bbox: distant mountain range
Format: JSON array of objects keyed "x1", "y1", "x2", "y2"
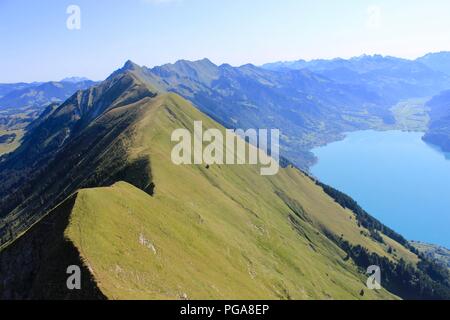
[
  {"x1": 107, "y1": 58, "x2": 399, "y2": 168},
  {"x1": 0, "y1": 79, "x2": 95, "y2": 111},
  {"x1": 1, "y1": 63, "x2": 449, "y2": 299},
  {"x1": 0, "y1": 79, "x2": 95, "y2": 155},
  {"x1": 3, "y1": 53, "x2": 450, "y2": 164},
  {"x1": 113, "y1": 54, "x2": 450, "y2": 167},
  {"x1": 61, "y1": 77, "x2": 92, "y2": 83},
  {"x1": 263, "y1": 53, "x2": 450, "y2": 103},
  {"x1": 417, "y1": 52, "x2": 450, "y2": 76},
  {"x1": 264, "y1": 52, "x2": 450, "y2": 155}
]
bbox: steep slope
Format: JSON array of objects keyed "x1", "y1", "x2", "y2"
[
  {"x1": 0, "y1": 80, "x2": 95, "y2": 111},
  {"x1": 423, "y1": 90, "x2": 450, "y2": 151},
  {"x1": 0, "y1": 194, "x2": 106, "y2": 300},
  {"x1": 2, "y1": 89, "x2": 449, "y2": 299},
  {"x1": 412, "y1": 241, "x2": 450, "y2": 269},
  {"x1": 417, "y1": 52, "x2": 450, "y2": 76},
  {"x1": 0, "y1": 71, "x2": 157, "y2": 244},
  {"x1": 0, "y1": 128, "x2": 24, "y2": 156},
  {"x1": 0, "y1": 80, "x2": 96, "y2": 156},
  {"x1": 0, "y1": 83, "x2": 38, "y2": 99},
  {"x1": 0, "y1": 92, "x2": 396, "y2": 299},
  {"x1": 2, "y1": 65, "x2": 449, "y2": 300},
  {"x1": 125, "y1": 59, "x2": 394, "y2": 168},
  {"x1": 0, "y1": 80, "x2": 96, "y2": 133}
]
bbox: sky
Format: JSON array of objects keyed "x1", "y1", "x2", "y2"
[{"x1": 1, "y1": 0, "x2": 450, "y2": 82}]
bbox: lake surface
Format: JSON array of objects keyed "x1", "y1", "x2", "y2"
[{"x1": 311, "y1": 130, "x2": 450, "y2": 248}]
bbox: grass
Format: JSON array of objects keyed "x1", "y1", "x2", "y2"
[
  {"x1": 2, "y1": 89, "x2": 422, "y2": 299},
  {"x1": 59, "y1": 93, "x2": 407, "y2": 299},
  {"x1": 0, "y1": 129, "x2": 24, "y2": 155},
  {"x1": 390, "y1": 98, "x2": 430, "y2": 131}
]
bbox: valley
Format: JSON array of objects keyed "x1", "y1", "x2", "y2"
[{"x1": 390, "y1": 98, "x2": 430, "y2": 132}]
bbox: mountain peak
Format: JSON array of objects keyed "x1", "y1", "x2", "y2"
[
  {"x1": 169, "y1": 58, "x2": 217, "y2": 69},
  {"x1": 416, "y1": 52, "x2": 450, "y2": 76},
  {"x1": 196, "y1": 57, "x2": 216, "y2": 66},
  {"x1": 122, "y1": 60, "x2": 141, "y2": 71},
  {"x1": 107, "y1": 60, "x2": 146, "y2": 82}
]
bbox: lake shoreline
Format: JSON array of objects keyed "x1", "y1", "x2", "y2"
[{"x1": 310, "y1": 129, "x2": 450, "y2": 249}]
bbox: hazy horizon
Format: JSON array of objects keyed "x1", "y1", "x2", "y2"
[{"x1": 2, "y1": 51, "x2": 450, "y2": 84}]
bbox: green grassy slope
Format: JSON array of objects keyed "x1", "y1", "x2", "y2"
[
  {"x1": 124, "y1": 60, "x2": 396, "y2": 169},
  {"x1": 390, "y1": 98, "x2": 430, "y2": 131},
  {"x1": 0, "y1": 72, "x2": 157, "y2": 245},
  {"x1": 3, "y1": 92, "x2": 417, "y2": 299},
  {"x1": 0, "y1": 195, "x2": 105, "y2": 299},
  {"x1": 66, "y1": 181, "x2": 394, "y2": 300},
  {"x1": 0, "y1": 129, "x2": 24, "y2": 156}
]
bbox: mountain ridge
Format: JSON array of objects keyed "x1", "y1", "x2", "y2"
[
  {"x1": 117, "y1": 58, "x2": 396, "y2": 169},
  {"x1": 0, "y1": 79, "x2": 97, "y2": 156},
  {"x1": 1, "y1": 60, "x2": 450, "y2": 300},
  {"x1": 0, "y1": 70, "x2": 157, "y2": 244},
  {"x1": 0, "y1": 87, "x2": 411, "y2": 299}
]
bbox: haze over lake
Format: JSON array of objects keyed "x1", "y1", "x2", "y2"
[{"x1": 311, "y1": 130, "x2": 450, "y2": 248}]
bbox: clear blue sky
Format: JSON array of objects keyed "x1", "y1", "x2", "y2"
[{"x1": 1, "y1": 0, "x2": 450, "y2": 82}]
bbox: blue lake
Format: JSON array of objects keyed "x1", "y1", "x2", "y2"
[{"x1": 311, "y1": 130, "x2": 450, "y2": 248}]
